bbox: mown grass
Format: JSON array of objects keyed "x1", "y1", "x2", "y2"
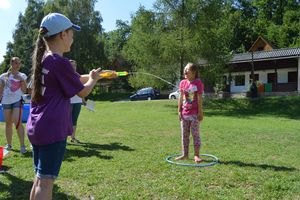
[{"x1": 0, "y1": 96, "x2": 300, "y2": 199}]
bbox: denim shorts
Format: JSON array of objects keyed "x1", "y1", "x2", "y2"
[
  {"x1": 2, "y1": 100, "x2": 22, "y2": 109},
  {"x1": 32, "y1": 140, "x2": 67, "y2": 179}
]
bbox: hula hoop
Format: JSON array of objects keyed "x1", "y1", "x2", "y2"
[{"x1": 166, "y1": 153, "x2": 219, "y2": 167}]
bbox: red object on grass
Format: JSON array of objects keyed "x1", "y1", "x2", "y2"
[{"x1": 0, "y1": 146, "x2": 3, "y2": 168}]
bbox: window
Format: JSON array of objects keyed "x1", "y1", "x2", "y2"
[
  {"x1": 257, "y1": 47, "x2": 264, "y2": 51},
  {"x1": 137, "y1": 89, "x2": 147, "y2": 95},
  {"x1": 288, "y1": 71, "x2": 297, "y2": 83},
  {"x1": 235, "y1": 75, "x2": 245, "y2": 86}
]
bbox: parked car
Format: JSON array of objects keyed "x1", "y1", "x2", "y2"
[
  {"x1": 169, "y1": 90, "x2": 180, "y2": 99},
  {"x1": 130, "y1": 87, "x2": 160, "y2": 101},
  {"x1": 168, "y1": 90, "x2": 205, "y2": 99}
]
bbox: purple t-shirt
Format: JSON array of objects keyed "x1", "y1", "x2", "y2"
[
  {"x1": 26, "y1": 54, "x2": 84, "y2": 145},
  {"x1": 179, "y1": 78, "x2": 204, "y2": 116}
]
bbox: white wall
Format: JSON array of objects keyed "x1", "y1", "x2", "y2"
[{"x1": 224, "y1": 67, "x2": 297, "y2": 93}]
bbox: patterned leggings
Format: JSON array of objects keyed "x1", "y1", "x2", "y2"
[{"x1": 180, "y1": 115, "x2": 201, "y2": 156}]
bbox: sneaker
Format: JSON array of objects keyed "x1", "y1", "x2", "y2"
[
  {"x1": 71, "y1": 138, "x2": 80, "y2": 143},
  {"x1": 20, "y1": 146, "x2": 27, "y2": 154},
  {"x1": 5, "y1": 144, "x2": 12, "y2": 151}
]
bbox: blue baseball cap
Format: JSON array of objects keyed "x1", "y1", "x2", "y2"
[{"x1": 40, "y1": 13, "x2": 81, "y2": 37}]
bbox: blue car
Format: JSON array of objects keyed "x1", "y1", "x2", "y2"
[{"x1": 130, "y1": 87, "x2": 160, "y2": 101}]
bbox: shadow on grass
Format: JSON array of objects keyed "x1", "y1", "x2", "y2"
[
  {"x1": 0, "y1": 169, "x2": 79, "y2": 200},
  {"x1": 206, "y1": 97, "x2": 300, "y2": 119},
  {"x1": 220, "y1": 160, "x2": 298, "y2": 171},
  {"x1": 9, "y1": 149, "x2": 32, "y2": 158},
  {"x1": 165, "y1": 96, "x2": 300, "y2": 119},
  {"x1": 64, "y1": 142, "x2": 135, "y2": 162}
]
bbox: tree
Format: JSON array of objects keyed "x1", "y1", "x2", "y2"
[
  {"x1": 229, "y1": 0, "x2": 300, "y2": 50},
  {"x1": 44, "y1": 0, "x2": 105, "y2": 73},
  {"x1": 124, "y1": 0, "x2": 233, "y2": 90},
  {"x1": 124, "y1": 7, "x2": 173, "y2": 89},
  {"x1": 267, "y1": 10, "x2": 300, "y2": 48},
  {"x1": 1, "y1": 0, "x2": 105, "y2": 76},
  {"x1": 2, "y1": 0, "x2": 298, "y2": 93},
  {"x1": 103, "y1": 20, "x2": 131, "y2": 70},
  {"x1": 0, "y1": 0, "x2": 44, "y2": 75}
]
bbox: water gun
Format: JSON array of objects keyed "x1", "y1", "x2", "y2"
[{"x1": 99, "y1": 70, "x2": 129, "y2": 79}]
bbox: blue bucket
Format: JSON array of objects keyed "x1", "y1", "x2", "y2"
[{"x1": 0, "y1": 103, "x2": 30, "y2": 122}]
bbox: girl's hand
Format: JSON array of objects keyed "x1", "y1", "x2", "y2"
[
  {"x1": 89, "y1": 68, "x2": 102, "y2": 81},
  {"x1": 198, "y1": 111, "x2": 204, "y2": 122},
  {"x1": 178, "y1": 111, "x2": 182, "y2": 121}
]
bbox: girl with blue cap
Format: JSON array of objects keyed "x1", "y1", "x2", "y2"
[{"x1": 27, "y1": 13, "x2": 108, "y2": 200}]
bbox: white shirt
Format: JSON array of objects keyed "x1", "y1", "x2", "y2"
[
  {"x1": 70, "y1": 95, "x2": 82, "y2": 104},
  {"x1": 0, "y1": 72, "x2": 27, "y2": 104}
]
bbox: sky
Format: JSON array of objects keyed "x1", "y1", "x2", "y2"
[{"x1": 0, "y1": 0, "x2": 155, "y2": 62}]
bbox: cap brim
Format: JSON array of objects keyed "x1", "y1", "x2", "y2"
[{"x1": 72, "y1": 24, "x2": 81, "y2": 31}]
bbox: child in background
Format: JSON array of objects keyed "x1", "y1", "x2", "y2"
[
  {"x1": 27, "y1": 13, "x2": 114, "y2": 200},
  {"x1": 69, "y1": 59, "x2": 86, "y2": 143},
  {"x1": 176, "y1": 63, "x2": 204, "y2": 163},
  {"x1": 0, "y1": 57, "x2": 27, "y2": 154}
]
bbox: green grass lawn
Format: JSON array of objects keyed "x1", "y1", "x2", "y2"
[{"x1": 0, "y1": 96, "x2": 300, "y2": 200}]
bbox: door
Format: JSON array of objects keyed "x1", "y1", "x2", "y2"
[{"x1": 267, "y1": 73, "x2": 277, "y2": 91}]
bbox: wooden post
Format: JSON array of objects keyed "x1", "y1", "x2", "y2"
[
  {"x1": 274, "y1": 60, "x2": 277, "y2": 92},
  {"x1": 251, "y1": 50, "x2": 255, "y2": 83}
]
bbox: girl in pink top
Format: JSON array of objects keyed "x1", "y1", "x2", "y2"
[
  {"x1": 0, "y1": 57, "x2": 28, "y2": 154},
  {"x1": 176, "y1": 63, "x2": 204, "y2": 163}
]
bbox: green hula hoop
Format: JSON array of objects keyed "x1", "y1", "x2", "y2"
[{"x1": 166, "y1": 153, "x2": 219, "y2": 167}]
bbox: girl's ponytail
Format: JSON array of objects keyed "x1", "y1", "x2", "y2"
[{"x1": 31, "y1": 28, "x2": 47, "y2": 103}]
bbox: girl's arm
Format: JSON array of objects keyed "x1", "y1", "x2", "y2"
[
  {"x1": 20, "y1": 79, "x2": 27, "y2": 93},
  {"x1": 197, "y1": 93, "x2": 203, "y2": 121},
  {"x1": 178, "y1": 91, "x2": 183, "y2": 120},
  {"x1": 79, "y1": 74, "x2": 90, "y2": 84},
  {"x1": 77, "y1": 68, "x2": 102, "y2": 98},
  {"x1": 80, "y1": 70, "x2": 118, "y2": 84},
  {"x1": 0, "y1": 82, "x2": 4, "y2": 100}
]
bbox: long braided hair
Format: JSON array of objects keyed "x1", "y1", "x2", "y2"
[{"x1": 31, "y1": 28, "x2": 48, "y2": 103}]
